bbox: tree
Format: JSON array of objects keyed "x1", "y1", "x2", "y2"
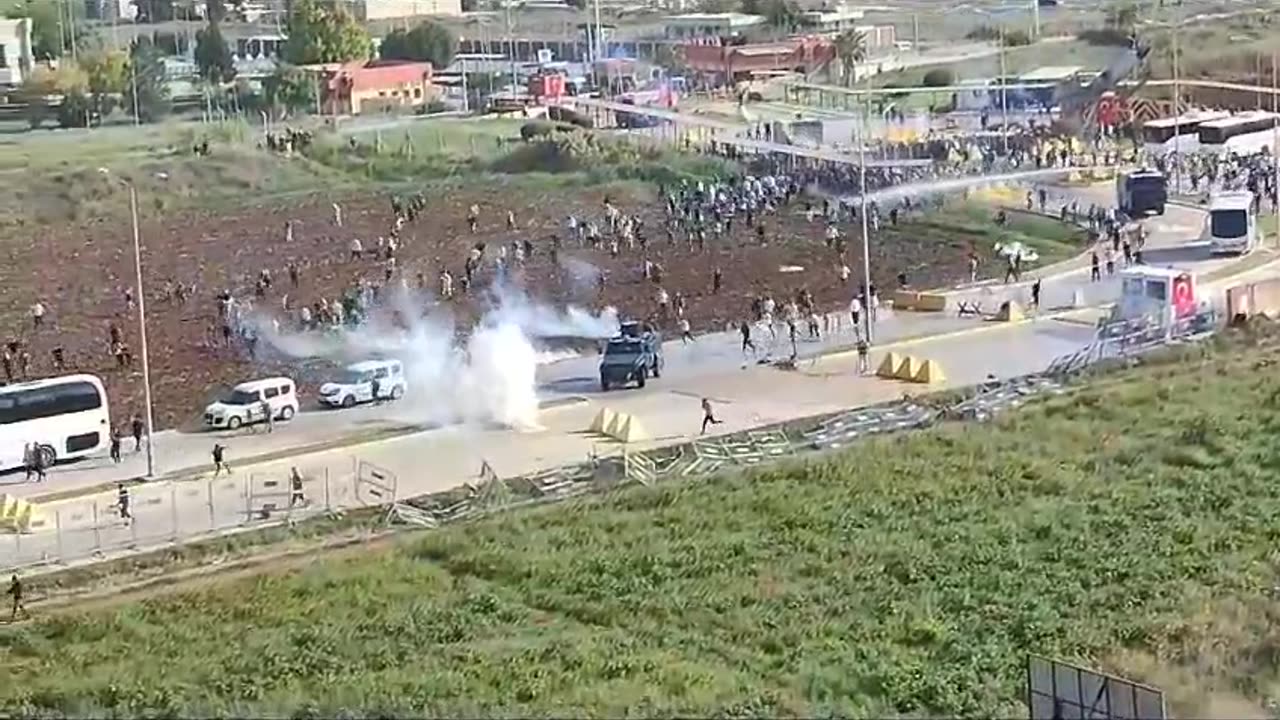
[
  {"x1": 264, "y1": 66, "x2": 317, "y2": 113},
  {"x1": 741, "y1": 0, "x2": 799, "y2": 30},
  {"x1": 123, "y1": 37, "x2": 172, "y2": 122},
  {"x1": 194, "y1": 20, "x2": 237, "y2": 83},
  {"x1": 283, "y1": 0, "x2": 374, "y2": 66},
  {"x1": 834, "y1": 29, "x2": 867, "y2": 87},
  {"x1": 378, "y1": 21, "x2": 457, "y2": 68},
  {"x1": 20, "y1": 62, "x2": 88, "y2": 128},
  {"x1": 81, "y1": 49, "x2": 130, "y2": 118},
  {"x1": 1106, "y1": 2, "x2": 1139, "y2": 31}
]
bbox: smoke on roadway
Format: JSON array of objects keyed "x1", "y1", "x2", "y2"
[{"x1": 253, "y1": 280, "x2": 619, "y2": 431}]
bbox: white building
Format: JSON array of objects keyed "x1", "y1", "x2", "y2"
[
  {"x1": 662, "y1": 12, "x2": 766, "y2": 40},
  {"x1": 799, "y1": 3, "x2": 864, "y2": 35},
  {"x1": 0, "y1": 18, "x2": 32, "y2": 87}
]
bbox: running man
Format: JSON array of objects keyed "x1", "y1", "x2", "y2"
[
  {"x1": 212, "y1": 443, "x2": 229, "y2": 477},
  {"x1": 700, "y1": 398, "x2": 723, "y2": 435},
  {"x1": 116, "y1": 483, "x2": 131, "y2": 523}
]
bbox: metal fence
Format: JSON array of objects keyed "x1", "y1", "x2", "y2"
[{"x1": 0, "y1": 457, "x2": 397, "y2": 575}]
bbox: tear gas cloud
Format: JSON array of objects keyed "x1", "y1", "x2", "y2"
[{"x1": 255, "y1": 282, "x2": 619, "y2": 430}]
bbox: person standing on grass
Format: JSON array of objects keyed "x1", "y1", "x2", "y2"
[
  {"x1": 8, "y1": 574, "x2": 26, "y2": 621},
  {"x1": 131, "y1": 414, "x2": 144, "y2": 452},
  {"x1": 212, "y1": 443, "x2": 229, "y2": 477},
  {"x1": 109, "y1": 429, "x2": 122, "y2": 464},
  {"x1": 701, "y1": 398, "x2": 723, "y2": 435}
]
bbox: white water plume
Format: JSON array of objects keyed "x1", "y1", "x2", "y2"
[
  {"x1": 255, "y1": 285, "x2": 616, "y2": 430},
  {"x1": 844, "y1": 166, "x2": 1101, "y2": 205}
]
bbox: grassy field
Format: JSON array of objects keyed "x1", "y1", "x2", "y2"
[{"x1": 4, "y1": 326, "x2": 1280, "y2": 716}]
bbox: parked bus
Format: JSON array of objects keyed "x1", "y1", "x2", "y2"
[
  {"x1": 1206, "y1": 191, "x2": 1256, "y2": 255},
  {"x1": 1198, "y1": 111, "x2": 1280, "y2": 156},
  {"x1": 1141, "y1": 110, "x2": 1230, "y2": 157},
  {"x1": 0, "y1": 374, "x2": 110, "y2": 471}
]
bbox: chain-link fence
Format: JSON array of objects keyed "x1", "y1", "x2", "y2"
[{"x1": 0, "y1": 457, "x2": 397, "y2": 575}]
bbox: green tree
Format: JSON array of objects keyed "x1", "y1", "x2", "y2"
[
  {"x1": 378, "y1": 21, "x2": 457, "y2": 68},
  {"x1": 19, "y1": 62, "x2": 87, "y2": 128},
  {"x1": 123, "y1": 37, "x2": 172, "y2": 122},
  {"x1": 1106, "y1": 2, "x2": 1139, "y2": 31},
  {"x1": 264, "y1": 66, "x2": 317, "y2": 113},
  {"x1": 194, "y1": 21, "x2": 237, "y2": 83},
  {"x1": 81, "y1": 49, "x2": 129, "y2": 118},
  {"x1": 834, "y1": 29, "x2": 867, "y2": 87},
  {"x1": 283, "y1": 0, "x2": 374, "y2": 66}
]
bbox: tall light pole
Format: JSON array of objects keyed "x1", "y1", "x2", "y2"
[
  {"x1": 99, "y1": 169, "x2": 157, "y2": 479},
  {"x1": 854, "y1": 99, "x2": 874, "y2": 343},
  {"x1": 1273, "y1": 52, "x2": 1278, "y2": 245}
]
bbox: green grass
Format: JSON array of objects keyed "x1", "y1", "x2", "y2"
[
  {"x1": 923, "y1": 202, "x2": 1086, "y2": 268},
  {"x1": 5, "y1": 327, "x2": 1280, "y2": 717}
]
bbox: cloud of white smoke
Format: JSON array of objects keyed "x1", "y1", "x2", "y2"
[{"x1": 254, "y1": 283, "x2": 618, "y2": 430}]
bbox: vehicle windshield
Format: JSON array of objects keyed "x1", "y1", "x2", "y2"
[
  {"x1": 224, "y1": 389, "x2": 260, "y2": 406},
  {"x1": 1211, "y1": 209, "x2": 1248, "y2": 238},
  {"x1": 337, "y1": 370, "x2": 368, "y2": 384},
  {"x1": 604, "y1": 340, "x2": 642, "y2": 357},
  {"x1": 1129, "y1": 175, "x2": 1165, "y2": 193}
]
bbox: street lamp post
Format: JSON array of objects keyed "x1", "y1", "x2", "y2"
[
  {"x1": 100, "y1": 169, "x2": 157, "y2": 479},
  {"x1": 855, "y1": 99, "x2": 874, "y2": 343},
  {"x1": 127, "y1": 184, "x2": 157, "y2": 479}
]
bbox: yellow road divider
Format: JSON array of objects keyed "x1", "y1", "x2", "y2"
[
  {"x1": 589, "y1": 408, "x2": 650, "y2": 443},
  {"x1": 874, "y1": 353, "x2": 947, "y2": 385},
  {"x1": 0, "y1": 493, "x2": 40, "y2": 533}
]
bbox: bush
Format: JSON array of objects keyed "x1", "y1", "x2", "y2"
[
  {"x1": 1002, "y1": 29, "x2": 1032, "y2": 46},
  {"x1": 922, "y1": 68, "x2": 955, "y2": 87},
  {"x1": 965, "y1": 25, "x2": 1000, "y2": 42}
]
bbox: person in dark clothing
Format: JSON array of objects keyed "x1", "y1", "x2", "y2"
[
  {"x1": 712, "y1": 267, "x2": 723, "y2": 294},
  {"x1": 131, "y1": 415, "x2": 144, "y2": 452},
  {"x1": 1090, "y1": 251, "x2": 1102, "y2": 282},
  {"x1": 1031, "y1": 279, "x2": 1042, "y2": 309},
  {"x1": 700, "y1": 398, "x2": 723, "y2": 435},
  {"x1": 109, "y1": 429, "x2": 122, "y2": 464},
  {"x1": 739, "y1": 321, "x2": 756, "y2": 355},
  {"x1": 8, "y1": 574, "x2": 26, "y2": 621},
  {"x1": 290, "y1": 467, "x2": 306, "y2": 508},
  {"x1": 212, "y1": 443, "x2": 229, "y2": 477},
  {"x1": 116, "y1": 483, "x2": 131, "y2": 522}
]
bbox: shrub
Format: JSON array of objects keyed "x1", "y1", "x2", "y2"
[{"x1": 1078, "y1": 27, "x2": 1133, "y2": 46}]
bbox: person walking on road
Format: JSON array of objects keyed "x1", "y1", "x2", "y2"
[
  {"x1": 259, "y1": 399, "x2": 273, "y2": 434},
  {"x1": 212, "y1": 443, "x2": 229, "y2": 477},
  {"x1": 701, "y1": 398, "x2": 723, "y2": 435},
  {"x1": 116, "y1": 483, "x2": 131, "y2": 523},
  {"x1": 1031, "y1": 279, "x2": 1042, "y2": 310},
  {"x1": 109, "y1": 429, "x2": 122, "y2": 464},
  {"x1": 7, "y1": 574, "x2": 26, "y2": 621},
  {"x1": 679, "y1": 318, "x2": 694, "y2": 344},
  {"x1": 1090, "y1": 251, "x2": 1102, "y2": 282},
  {"x1": 856, "y1": 338, "x2": 870, "y2": 375},
  {"x1": 289, "y1": 467, "x2": 306, "y2": 509},
  {"x1": 131, "y1": 414, "x2": 144, "y2": 452}
]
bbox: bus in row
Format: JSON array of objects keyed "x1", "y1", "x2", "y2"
[
  {"x1": 0, "y1": 374, "x2": 110, "y2": 471},
  {"x1": 1141, "y1": 110, "x2": 1230, "y2": 156},
  {"x1": 1197, "y1": 111, "x2": 1280, "y2": 156}
]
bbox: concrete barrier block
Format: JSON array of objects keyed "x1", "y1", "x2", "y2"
[
  {"x1": 996, "y1": 300, "x2": 1025, "y2": 322},
  {"x1": 891, "y1": 290, "x2": 919, "y2": 310},
  {"x1": 894, "y1": 355, "x2": 923, "y2": 381},
  {"x1": 589, "y1": 407, "x2": 617, "y2": 434},
  {"x1": 876, "y1": 352, "x2": 903, "y2": 379},
  {"x1": 912, "y1": 359, "x2": 947, "y2": 384},
  {"x1": 614, "y1": 415, "x2": 649, "y2": 443},
  {"x1": 913, "y1": 293, "x2": 948, "y2": 312}
]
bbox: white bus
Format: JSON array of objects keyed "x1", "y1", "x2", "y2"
[
  {"x1": 1141, "y1": 110, "x2": 1230, "y2": 157},
  {"x1": 1206, "y1": 191, "x2": 1256, "y2": 255},
  {"x1": 1197, "y1": 111, "x2": 1280, "y2": 156},
  {"x1": 0, "y1": 374, "x2": 111, "y2": 471}
]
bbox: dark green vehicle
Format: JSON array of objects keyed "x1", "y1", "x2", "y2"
[{"x1": 599, "y1": 325, "x2": 663, "y2": 391}]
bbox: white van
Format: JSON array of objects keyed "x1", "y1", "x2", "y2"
[
  {"x1": 204, "y1": 377, "x2": 300, "y2": 430},
  {"x1": 318, "y1": 360, "x2": 407, "y2": 409}
]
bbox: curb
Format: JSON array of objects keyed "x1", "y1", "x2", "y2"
[{"x1": 23, "y1": 396, "x2": 591, "y2": 507}]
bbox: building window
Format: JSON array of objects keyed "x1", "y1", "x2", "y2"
[{"x1": 413, "y1": 88, "x2": 422, "y2": 99}]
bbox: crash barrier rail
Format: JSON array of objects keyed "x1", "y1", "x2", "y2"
[
  {"x1": 1046, "y1": 309, "x2": 1220, "y2": 378},
  {"x1": 0, "y1": 456, "x2": 394, "y2": 575}
]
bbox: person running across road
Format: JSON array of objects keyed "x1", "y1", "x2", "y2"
[
  {"x1": 212, "y1": 443, "x2": 229, "y2": 477},
  {"x1": 739, "y1": 321, "x2": 756, "y2": 356},
  {"x1": 7, "y1": 574, "x2": 26, "y2": 621},
  {"x1": 1031, "y1": 278, "x2": 1042, "y2": 310},
  {"x1": 116, "y1": 483, "x2": 131, "y2": 523},
  {"x1": 109, "y1": 429, "x2": 122, "y2": 464},
  {"x1": 700, "y1": 398, "x2": 723, "y2": 435}
]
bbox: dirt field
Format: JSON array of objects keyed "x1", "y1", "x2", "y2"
[{"x1": 0, "y1": 181, "x2": 1072, "y2": 431}]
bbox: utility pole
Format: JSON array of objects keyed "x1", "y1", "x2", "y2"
[
  {"x1": 505, "y1": 0, "x2": 517, "y2": 95},
  {"x1": 1171, "y1": 22, "x2": 1181, "y2": 192},
  {"x1": 855, "y1": 98, "x2": 874, "y2": 344},
  {"x1": 1273, "y1": 52, "x2": 1278, "y2": 245},
  {"x1": 593, "y1": 0, "x2": 605, "y2": 64},
  {"x1": 912, "y1": 14, "x2": 919, "y2": 48},
  {"x1": 1031, "y1": 0, "x2": 1040, "y2": 40}
]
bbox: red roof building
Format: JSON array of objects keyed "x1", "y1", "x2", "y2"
[{"x1": 309, "y1": 60, "x2": 436, "y2": 116}]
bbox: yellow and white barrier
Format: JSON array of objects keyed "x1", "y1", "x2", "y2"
[
  {"x1": 874, "y1": 354, "x2": 947, "y2": 385},
  {"x1": 0, "y1": 494, "x2": 40, "y2": 533}
]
